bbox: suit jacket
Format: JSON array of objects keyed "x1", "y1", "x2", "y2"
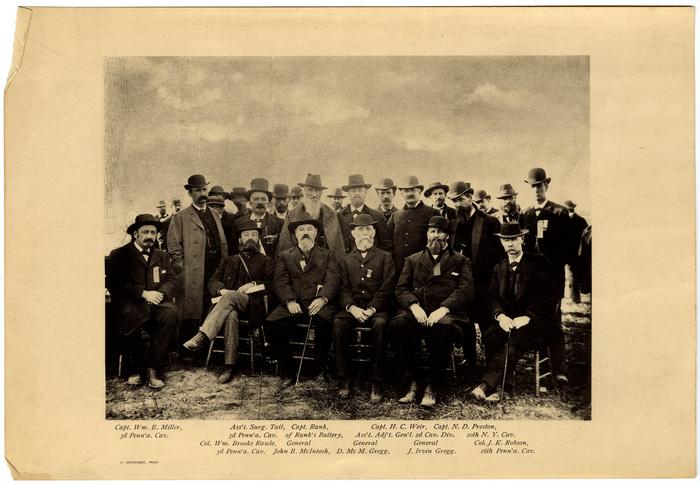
[
  {"x1": 486, "y1": 207, "x2": 500, "y2": 217},
  {"x1": 166, "y1": 205, "x2": 228, "y2": 319},
  {"x1": 338, "y1": 205, "x2": 392, "y2": 253},
  {"x1": 231, "y1": 212, "x2": 283, "y2": 257},
  {"x1": 207, "y1": 252, "x2": 275, "y2": 324},
  {"x1": 450, "y1": 206, "x2": 505, "y2": 293},
  {"x1": 387, "y1": 201, "x2": 440, "y2": 274},
  {"x1": 377, "y1": 205, "x2": 397, "y2": 222},
  {"x1": 338, "y1": 246, "x2": 395, "y2": 312},
  {"x1": 221, "y1": 211, "x2": 238, "y2": 256},
  {"x1": 489, "y1": 252, "x2": 557, "y2": 328},
  {"x1": 434, "y1": 205, "x2": 457, "y2": 221},
  {"x1": 106, "y1": 243, "x2": 180, "y2": 335},
  {"x1": 267, "y1": 244, "x2": 340, "y2": 322},
  {"x1": 395, "y1": 248, "x2": 474, "y2": 319},
  {"x1": 277, "y1": 203, "x2": 347, "y2": 263},
  {"x1": 568, "y1": 213, "x2": 589, "y2": 258}
]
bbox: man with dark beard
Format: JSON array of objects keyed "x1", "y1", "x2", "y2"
[
  {"x1": 495, "y1": 184, "x2": 524, "y2": 224},
  {"x1": 183, "y1": 220, "x2": 274, "y2": 384},
  {"x1": 271, "y1": 183, "x2": 291, "y2": 221},
  {"x1": 232, "y1": 178, "x2": 283, "y2": 257},
  {"x1": 390, "y1": 216, "x2": 474, "y2": 408}
]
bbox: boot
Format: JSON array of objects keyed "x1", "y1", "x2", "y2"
[
  {"x1": 218, "y1": 365, "x2": 235, "y2": 384},
  {"x1": 398, "y1": 380, "x2": 417, "y2": 404},
  {"x1": 420, "y1": 384, "x2": 436, "y2": 408},
  {"x1": 127, "y1": 374, "x2": 142, "y2": 386},
  {"x1": 147, "y1": 368, "x2": 164, "y2": 389},
  {"x1": 183, "y1": 331, "x2": 209, "y2": 352}
]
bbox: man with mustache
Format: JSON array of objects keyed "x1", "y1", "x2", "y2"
[
  {"x1": 271, "y1": 183, "x2": 291, "y2": 221},
  {"x1": 231, "y1": 178, "x2": 283, "y2": 257},
  {"x1": 390, "y1": 216, "x2": 474, "y2": 408},
  {"x1": 495, "y1": 184, "x2": 524, "y2": 224},
  {"x1": 474, "y1": 189, "x2": 500, "y2": 217},
  {"x1": 289, "y1": 186, "x2": 303, "y2": 210},
  {"x1": 276, "y1": 174, "x2": 348, "y2": 264},
  {"x1": 333, "y1": 214, "x2": 395, "y2": 402},
  {"x1": 182, "y1": 220, "x2": 275, "y2": 384},
  {"x1": 207, "y1": 188, "x2": 237, "y2": 256},
  {"x1": 387, "y1": 175, "x2": 440, "y2": 275},
  {"x1": 374, "y1": 178, "x2": 398, "y2": 221},
  {"x1": 424, "y1": 182, "x2": 457, "y2": 221},
  {"x1": 338, "y1": 174, "x2": 392, "y2": 253},
  {"x1": 326, "y1": 187, "x2": 347, "y2": 213},
  {"x1": 447, "y1": 181, "x2": 504, "y2": 365},
  {"x1": 167, "y1": 174, "x2": 229, "y2": 347},
  {"x1": 106, "y1": 214, "x2": 180, "y2": 389},
  {"x1": 265, "y1": 211, "x2": 340, "y2": 386}
]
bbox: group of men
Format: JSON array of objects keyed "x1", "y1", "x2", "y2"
[{"x1": 106, "y1": 168, "x2": 590, "y2": 406}]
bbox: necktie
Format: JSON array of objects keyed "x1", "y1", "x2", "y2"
[
  {"x1": 141, "y1": 248, "x2": 150, "y2": 261},
  {"x1": 510, "y1": 261, "x2": 518, "y2": 272},
  {"x1": 352, "y1": 210, "x2": 360, "y2": 218}
]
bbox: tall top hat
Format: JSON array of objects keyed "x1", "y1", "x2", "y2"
[
  {"x1": 424, "y1": 181, "x2": 450, "y2": 198},
  {"x1": 397, "y1": 175, "x2": 424, "y2": 191},
  {"x1": 524, "y1": 167, "x2": 551, "y2": 186},
  {"x1": 327, "y1": 187, "x2": 347, "y2": 199},
  {"x1": 184, "y1": 174, "x2": 209, "y2": 190},
  {"x1": 375, "y1": 178, "x2": 397, "y2": 191},
  {"x1": 127, "y1": 214, "x2": 162, "y2": 234},
  {"x1": 422, "y1": 215, "x2": 453, "y2": 234},
  {"x1": 495, "y1": 184, "x2": 518, "y2": 199},
  {"x1": 246, "y1": 178, "x2": 272, "y2": 200},
  {"x1": 341, "y1": 174, "x2": 372, "y2": 191},
  {"x1": 298, "y1": 173, "x2": 327, "y2": 190},
  {"x1": 494, "y1": 222, "x2": 529, "y2": 239},
  {"x1": 288, "y1": 211, "x2": 323, "y2": 233},
  {"x1": 446, "y1": 181, "x2": 473, "y2": 200},
  {"x1": 272, "y1": 183, "x2": 291, "y2": 199}
]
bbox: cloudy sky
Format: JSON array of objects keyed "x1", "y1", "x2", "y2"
[{"x1": 105, "y1": 56, "x2": 589, "y2": 250}]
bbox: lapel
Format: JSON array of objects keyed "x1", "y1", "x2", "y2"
[
  {"x1": 439, "y1": 250, "x2": 458, "y2": 276},
  {"x1": 471, "y1": 210, "x2": 483, "y2": 264},
  {"x1": 188, "y1": 205, "x2": 205, "y2": 230},
  {"x1": 418, "y1": 249, "x2": 434, "y2": 275},
  {"x1": 291, "y1": 246, "x2": 307, "y2": 272},
  {"x1": 513, "y1": 255, "x2": 532, "y2": 300},
  {"x1": 129, "y1": 243, "x2": 148, "y2": 267}
]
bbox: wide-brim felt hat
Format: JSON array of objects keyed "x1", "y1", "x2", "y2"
[
  {"x1": 127, "y1": 214, "x2": 162, "y2": 234},
  {"x1": 495, "y1": 184, "x2": 518, "y2": 199},
  {"x1": 206, "y1": 195, "x2": 226, "y2": 207},
  {"x1": 494, "y1": 222, "x2": 529, "y2": 239},
  {"x1": 397, "y1": 175, "x2": 424, "y2": 190},
  {"x1": 229, "y1": 187, "x2": 247, "y2": 199},
  {"x1": 298, "y1": 173, "x2": 327, "y2": 190},
  {"x1": 288, "y1": 211, "x2": 323, "y2": 233},
  {"x1": 235, "y1": 219, "x2": 264, "y2": 236},
  {"x1": 326, "y1": 187, "x2": 347, "y2": 199},
  {"x1": 349, "y1": 213, "x2": 377, "y2": 227},
  {"x1": 473, "y1": 190, "x2": 491, "y2": 202},
  {"x1": 156, "y1": 200, "x2": 166, "y2": 208},
  {"x1": 290, "y1": 186, "x2": 303, "y2": 197},
  {"x1": 209, "y1": 185, "x2": 229, "y2": 197},
  {"x1": 447, "y1": 181, "x2": 473, "y2": 199},
  {"x1": 246, "y1": 178, "x2": 273, "y2": 200},
  {"x1": 421, "y1": 215, "x2": 453, "y2": 234},
  {"x1": 184, "y1": 174, "x2": 209, "y2": 190},
  {"x1": 524, "y1": 167, "x2": 551, "y2": 186},
  {"x1": 172, "y1": 197, "x2": 181, "y2": 204},
  {"x1": 341, "y1": 174, "x2": 372, "y2": 191},
  {"x1": 375, "y1": 178, "x2": 397, "y2": 191},
  {"x1": 424, "y1": 181, "x2": 450, "y2": 197},
  {"x1": 272, "y1": 183, "x2": 291, "y2": 198}
]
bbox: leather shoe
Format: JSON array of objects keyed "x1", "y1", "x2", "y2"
[
  {"x1": 420, "y1": 385, "x2": 436, "y2": 408},
  {"x1": 218, "y1": 365, "x2": 235, "y2": 384},
  {"x1": 183, "y1": 331, "x2": 209, "y2": 352},
  {"x1": 147, "y1": 368, "x2": 164, "y2": 389},
  {"x1": 470, "y1": 382, "x2": 488, "y2": 401},
  {"x1": 484, "y1": 391, "x2": 501, "y2": 403},
  {"x1": 338, "y1": 380, "x2": 350, "y2": 399},
  {"x1": 370, "y1": 383, "x2": 382, "y2": 403},
  {"x1": 127, "y1": 374, "x2": 142, "y2": 386},
  {"x1": 398, "y1": 381, "x2": 417, "y2": 404}
]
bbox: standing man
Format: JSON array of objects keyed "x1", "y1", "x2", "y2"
[
  {"x1": 338, "y1": 174, "x2": 392, "y2": 253},
  {"x1": 160, "y1": 197, "x2": 182, "y2": 251},
  {"x1": 564, "y1": 200, "x2": 589, "y2": 302},
  {"x1": 277, "y1": 174, "x2": 348, "y2": 264},
  {"x1": 495, "y1": 184, "x2": 523, "y2": 224},
  {"x1": 333, "y1": 214, "x2": 395, "y2": 402},
  {"x1": 390, "y1": 216, "x2": 474, "y2": 407},
  {"x1": 474, "y1": 190, "x2": 500, "y2": 217},
  {"x1": 521, "y1": 167, "x2": 571, "y2": 384},
  {"x1": 208, "y1": 187, "x2": 237, "y2": 255},
  {"x1": 232, "y1": 178, "x2": 283, "y2": 257},
  {"x1": 387, "y1": 175, "x2": 439, "y2": 275},
  {"x1": 229, "y1": 187, "x2": 250, "y2": 218},
  {"x1": 155, "y1": 200, "x2": 168, "y2": 222},
  {"x1": 374, "y1": 178, "x2": 398, "y2": 221},
  {"x1": 424, "y1": 182, "x2": 456, "y2": 221},
  {"x1": 471, "y1": 222, "x2": 557, "y2": 402},
  {"x1": 289, "y1": 186, "x2": 303, "y2": 210},
  {"x1": 167, "y1": 174, "x2": 228, "y2": 343},
  {"x1": 447, "y1": 181, "x2": 503, "y2": 364},
  {"x1": 106, "y1": 214, "x2": 180, "y2": 389},
  {"x1": 326, "y1": 187, "x2": 347, "y2": 213},
  {"x1": 182, "y1": 220, "x2": 275, "y2": 384},
  {"x1": 265, "y1": 211, "x2": 340, "y2": 386},
  {"x1": 271, "y1": 183, "x2": 291, "y2": 221},
  {"x1": 154, "y1": 200, "x2": 169, "y2": 250}
]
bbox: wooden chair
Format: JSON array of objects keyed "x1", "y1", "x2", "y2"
[{"x1": 515, "y1": 347, "x2": 553, "y2": 397}]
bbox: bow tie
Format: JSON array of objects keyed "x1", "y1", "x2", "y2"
[
  {"x1": 352, "y1": 210, "x2": 361, "y2": 216},
  {"x1": 509, "y1": 261, "x2": 519, "y2": 270},
  {"x1": 253, "y1": 218, "x2": 263, "y2": 223},
  {"x1": 141, "y1": 248, "x2": 151, "y2": 256}
]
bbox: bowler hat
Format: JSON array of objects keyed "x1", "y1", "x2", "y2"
[
  {"x1": 290, "y1": 186, "x2": 303, "y2": 197},
  {"x1": 341, "y1": 174, "x2": 372, "y2": 191},
  {"x1": 494, "y1": 222, "x2": 529, "y2": 239},
  {"x1": 272, "y1": 183, "x2": 291, "y2": 199},
  {"x1": 397, "y1": 175, "x2": 424, "y2": 191},
  {"x1": 206, "y1": 194, "x2": 226, "y2": 207},
  {"x1": 209, "y1": 185, "x2": 228, "y2": 197},
  {"x1": 422, "y1": 215, "x2": 453, "y2": 234},
  {"x1": 447, "y1": 181, "x2": 473, "y2": 200},
  {"x1": 564, "y1": 200, "x2": 576, "y2": 209},
  {"x1": 326, "y1": 187, "x2": 347, "y2": 199},
  {"x1": 127, "y1": 214, "x2": 162, "y2": 234},
  {"x1": 495, "y1": 184, "x2": 518, "y2": 199},
  {"x1": 375, "y1": 178, "x2": 397, "y2": 191},
  {"x1": 229, "y1": 187, "x2": 247, "y2": 199},
  {"x1": 156, "y1": 200, "x2": 166, "y2": 208},
  {"x1": 424, "y1": 181, "x2": 449, "y2": 198},
  {"x1": 184, "y1": 174, "x2": 209, "y2": 190},
  {"x1": 473, "y1": 189, "x2": 491, "y2": 202},
  {"x1": 349, "y1": 213, "x2": 377, "y2": 227},
  {"x1": 246, "y1": 178, "x2": 272, "y2": 200},
  {"x1": 298, "y1": 173, "x2": 327, "y2": 190},
  {"x1": 524, "y1": 167, "x2": 551, "y2": 186},
  {"x1": 288, "y1": 211, "x2": 323, "y2": 233},
  {"x1": 172, "y1": 197, "x2": 181, "y2": 205},
  {"x1": 235, "y1": 219, "x2": 263, "y2": 237}
]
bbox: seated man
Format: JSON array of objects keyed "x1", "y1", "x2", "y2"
[
  {"x1": 182, "y1": 220, "x2": 274, "y2": 383},
  {"x1": 390, "y1": 216, "x2": 474, "y2": 408},
  {"x1": 106, "y1": 214, "x2": 180, "y2": 389},
  {"x1": 471, "y1": 222, "x2": 557, "y2": 402},
  {"x1": 265, "y1": 211, "x2": 340, "y2": 387},
  {"x1": 333, "y1": 214, "x2": 396, "y2": 402}
]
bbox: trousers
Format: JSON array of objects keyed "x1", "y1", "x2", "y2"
[
  {"x1": 332, "y1": 311, "x2": 388, "y2": 382},
  {"x1": 126, "y1": 303, "x2": 177, "y2": 372},
  {"x1": 199, "y1": 290, "x2": 250, "y2": 365},
  {"x1": 264, "y1": 314, "x2": 332, "y2": 378},
  {"x1": 481, "y1": 321, "x2": 543, "y2": 389}
]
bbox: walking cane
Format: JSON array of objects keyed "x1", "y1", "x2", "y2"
[
  {"x1": 295, "y1": 285, "x2": 322, "y2": 386},
  {"x1": 500, "y1": 330, "x2": 512, "y2": 402}
]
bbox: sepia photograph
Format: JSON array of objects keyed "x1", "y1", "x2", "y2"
[{"x1": 104, "y1": 55, "x2": 591, "y2": 420}]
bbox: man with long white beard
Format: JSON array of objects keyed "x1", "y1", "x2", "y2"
[
  {"x1": 390, "y1": 216, "x2": 474, "y2": 408},
  {"x1": 333, "y1": 214, "x2": 395, "y2": 402},
  {"x1": 182, "y1": 220, "x2": 274, "y2": 384},
  {"x1": 265, "y1": 211, "x2": 340, "y2": 387}
]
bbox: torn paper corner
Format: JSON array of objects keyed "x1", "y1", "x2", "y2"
[{"x1": 5, "y1": 7, "x2": 32, "y2": 92}]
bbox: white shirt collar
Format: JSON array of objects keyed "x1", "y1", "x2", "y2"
[
  {"x1": 535, "y1": 199, "x2": 548, "y2": 210},
  {"x1": 350, "y1": 204, "x2": 365, "y2": 213},
  {"x1": 508, "y1": 252, "x2": 524, "y2": 265}
]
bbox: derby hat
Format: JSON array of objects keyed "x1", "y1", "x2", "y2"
[
  {"x1": 209, "y1": 185, "x2": 228, "y2": 197},
  {"x1": 349, "y1": 213, "x2": 377, "y2": 227},
  {"x1": 524, "y1": 167, "x2": 551, "y2": 186},
  {"x1": 229, "y1": 186, "x2": 247, "y2": 199},
  {"x1": 397, "y1": 175, "x2": 424, "y2": 191},
  {"x1": 447, "y1": 181, "x2": 473, "y2": 199},
  {"x1": 172, "y1": 197, "x2": 181, "y2": 204},
  {"x1": 288, "y1": 211, "x2": 323, "y2": 233},
  {"x1": 235, "y1": 219, "x2": 263, "y2": 237},
  {"x1": 272, "y1": 183, "x2": 291, "y2": 199},
  {"x1": 326, "y1": 187, "x2": 347, "y2": 199},
  {"x1": 127, "y1": 214, "x2": 162, "y2": 234},
  {"x1": 342, "y1": 174, "x2": 372, "y2": 191},
  {"x1": 298, "y1": 173, "x2": 327, "y2": 190},
  {"x1": 564, "y1": 200, "x2": 577, "y2": 209},
  {"x1": 494, "y1": 221, "x2": 529, "y2": 239},
  {"x1": 375, "y1": 178, "x2": 397, "y2": 191},
  {"x1": 156, "y1": 200, "x2": 166, "y2": 208},
  {"x1": 422, "y1": 215, "x2": 453, "y2": 234},
  {"x1": 290, "y1": 186, "x2": 303, "y2": 197},
  {"x1": 246, "y1": 178, "x2": 272, "y2": 200},
  {"x1": 424, "y1": 181, "x2": 450, "y2": 197},
  {"x1": 495, "y1": 184, "x2": 518, "y2": 199},
  {"x1": 206, "y1": 194, "x2": 226, "y2": 207},
  {"x1": 473, "y1": 189, "x2": 492, "y2": 202},
  {"x1": 184, "y1": 174, "x2": 209, "y2": 190}
]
